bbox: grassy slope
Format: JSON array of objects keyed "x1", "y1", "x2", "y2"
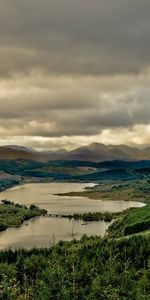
[{"x1": 108, "y1": 204, "x2": 150, "y2": 237}]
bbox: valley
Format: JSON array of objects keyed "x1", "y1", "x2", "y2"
[{"x1": 0, "y1": 153, "x2": 150, "y2": 299}]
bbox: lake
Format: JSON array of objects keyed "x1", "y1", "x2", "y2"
[{"x1": 0, "y1": 182, "x2": 144, "y2": 249}]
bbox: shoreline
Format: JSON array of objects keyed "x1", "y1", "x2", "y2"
[
  {"x1": 0, "y1": 177, "x2": 96, "y2": 193},
  {"x1": 0, "y1": 174, "x2": 149, "y2": 205},
  {"x1": 0, "y1": 200, "x2": 47, "y2": 233},
  {"x1": 0, "y1": 180, "x2": 147, "y2": 237}
]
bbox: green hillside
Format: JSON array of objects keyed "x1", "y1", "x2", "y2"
[
  {"x1": 109, "y1": 204, "x2": 150, "y2": 237},
  {"x1": 0, "y1": 235, "x2": 150, "y2": 299}
]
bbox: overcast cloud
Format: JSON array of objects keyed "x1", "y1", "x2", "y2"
[{"x1": 0, "y1": 0, "x2": 150, "y2": 150}]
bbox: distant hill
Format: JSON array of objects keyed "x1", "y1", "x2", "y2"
[
  {"x1": 0, "y1": 146, "x2": 67, "y2": 162},
  {"x1": 0, "y1": 146, "x2": 38, "y2": 161},
  {"x1": 0, "y1": 143, "x2": 149, "y2": 162}
]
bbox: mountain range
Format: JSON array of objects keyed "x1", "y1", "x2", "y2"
[{"x1": 0, "y1": 143, "x2": 150, "y2": 162}]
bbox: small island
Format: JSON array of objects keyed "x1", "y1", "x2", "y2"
[
  {"x1": 52, "y1": 208, "x2": 135, "y2": 223},
  {"x1": 0, "y1": 199, "x2": 47, "y2": 232}
]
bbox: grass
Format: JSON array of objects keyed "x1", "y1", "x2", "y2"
[{"x1": 108, "y1": 203, "x2": 150, "y2": 237}]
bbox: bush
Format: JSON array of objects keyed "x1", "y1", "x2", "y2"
[
  {"x1": 0, "y1": 223, "x2": 8, "y2": 231},
  {"x1": 30, "y1": 204, "x2": 39, "y2": 211}
]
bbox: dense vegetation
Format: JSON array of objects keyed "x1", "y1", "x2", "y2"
[
  {"x1": 61, "y1": 209, "x2": 134, "y2": 223},
  {"x1": 68, "y1": 211, "x2": 113, "y2": 222},
  {"x1": 0, "y1": 159, "x2": 150, "y2": 185},
  {"x1": 108, "y1": 204, "x2": 150, "y2": 237},
  {"x1": 0, "y1": 200, "x2": 47, "y2": 231},
  {"x1": 0, "y1": 235, "x2": 149, "y2": 299},
  {"x1": 0, "y1": 159, "x2": 150, "y2": 299}
]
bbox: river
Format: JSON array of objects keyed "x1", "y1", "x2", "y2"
[{"x1": 0, "y1": 182, "x2": 144, "y2": 249}]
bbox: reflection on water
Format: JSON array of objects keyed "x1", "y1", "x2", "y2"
[
  {"x1": 0, "y1": 182, "x2": 144, "y2": 249},
  {"x1": 0, "y1": 216, "x2": 110, "y2": 250},
  {"x1": 0, "y1": 182, "x2": 144, "y2": 214}
]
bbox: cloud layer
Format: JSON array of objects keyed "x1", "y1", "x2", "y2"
[{"x1": 0, "y1": 0, "x2": 150, "y2": 149}]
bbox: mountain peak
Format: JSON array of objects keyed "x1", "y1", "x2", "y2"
[
  {"x1": 1, "y1": 145, "x2": 36, "y2": 153},
  {"x1": 0, "y1": 143, "x2": 149, "y2": 162}
]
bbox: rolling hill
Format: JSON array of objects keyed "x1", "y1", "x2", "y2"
[{"x1": 0, "y1": 143, "x2": 149, "y2": 162}]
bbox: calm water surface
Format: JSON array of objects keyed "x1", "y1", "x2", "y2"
[{"x1": 0, "y1": 182, "x2": 144, "y2": 249}]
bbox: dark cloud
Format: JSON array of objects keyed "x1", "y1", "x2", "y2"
[
  {"x1": 0, "y1": 76, "x2": 150, "y2": 139},
  {"x1": 0, "y1": 0, "x2": 150, "y2": 76},
  {"x1": 0, "y1": 1, "x2": 150, "y2": 148}
]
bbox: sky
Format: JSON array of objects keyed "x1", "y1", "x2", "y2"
[{"x1": 0, "y1": 0, "x2": 150, "y2": 150}]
